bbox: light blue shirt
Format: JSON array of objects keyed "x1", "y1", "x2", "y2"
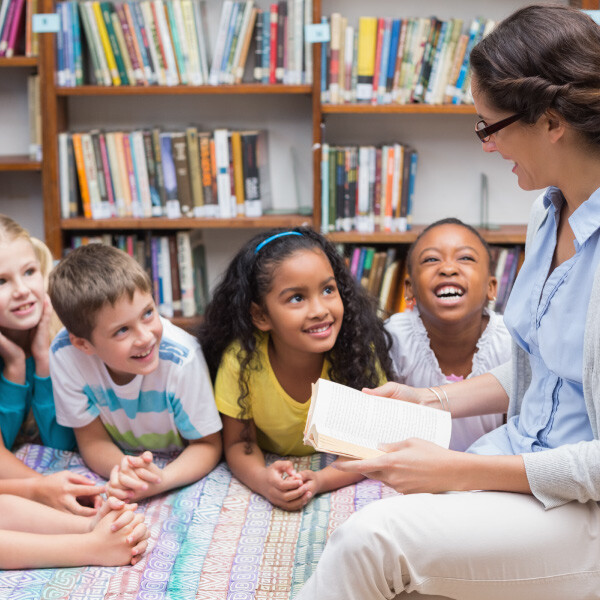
[{"x1": 469, "y1": 186, "x2": 599, "y2": 456}]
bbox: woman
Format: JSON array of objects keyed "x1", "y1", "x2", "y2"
[{"x1": 297, "y1": 5, "x2": 600, "y2": 600}]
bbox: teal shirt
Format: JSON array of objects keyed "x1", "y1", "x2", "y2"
[{"x1": 0, "y1": 356, "x2": 75, "y2": 450}]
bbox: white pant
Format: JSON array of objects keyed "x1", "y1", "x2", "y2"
[{"x1": 296, "y1": 491, "x2": 600, "y2": 600}]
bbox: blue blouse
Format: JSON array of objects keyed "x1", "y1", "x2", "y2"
[
  {"x1": 0, "y1": 355, "x2": 75, "y2": 450},
  {"x1": 469, "y1": 187, "x2": 599, "y2": 456}
]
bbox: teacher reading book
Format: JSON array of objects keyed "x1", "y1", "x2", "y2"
[{"x1": 297, "y1": 5, "x2": 600, "y2": 599}]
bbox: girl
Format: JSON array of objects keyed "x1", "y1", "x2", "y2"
[
  {"x1": 386, "y1": 217, "x2": 511, "y2": 451},
  {"x1": 199, "y1": 227, "x2": 394, "y2": 511},
  {"x1": 0, "y1": 215, "x2": 103, "y2": 514},
  {"x1": 298, "y1": 5, "x2": 600, "y2": 599}
]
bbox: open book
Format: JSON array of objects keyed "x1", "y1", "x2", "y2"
[{"x1": 303, "y1": 379, "x2": 452, "y2": 459}]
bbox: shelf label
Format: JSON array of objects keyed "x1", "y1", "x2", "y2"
[
  {"x1": 32, "y1": 13, "x2": 60, "y2": 33},
  {"x1": 305, "y1": 23, "x2": 330, "y2": 44}
]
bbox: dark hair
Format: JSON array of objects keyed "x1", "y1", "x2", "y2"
[
  {"x1": 470, "y1": 4, "x2": 600, "y2": 146},
  {"x1": 49, "y1": 244, "x2": 152, "y2": 340},
  {"x1": 406, "y1": 218, "x2": 492, "y2": 276},
  {"x1": 198, "y1": 227, "x2": 394, "y2": 448}
]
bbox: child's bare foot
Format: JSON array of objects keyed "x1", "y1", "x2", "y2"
[{"x1": 87, "y1": 497, "x2": 149, "y2": 566}]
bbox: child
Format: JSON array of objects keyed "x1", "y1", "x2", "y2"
[
  {"x1": 385, "y1": 218, "x2": 511, "y2": 450},
  {"x1": 0, "y1": 214, "x2": 103, "y2": 515},
  {"x1": 0, "y1": 495, "x2": 148, "y2": 569},
  {"x1": 48, "y1": 244, "x2": 222, "y2": 502},
  {"x1": 199, "y1": 228, "x2": 395, "y2": 511}
]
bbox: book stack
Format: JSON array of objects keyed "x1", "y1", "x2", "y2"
[
  {"x1": 0, "y1": 0, "x2": 39, "y2": 57},
  {"x1": 249, "y1": 0, "x2": 313, "y2": 85},
  {"x1": 69, "y1": 230, "x2": 208, "y2": 317},
  {"x1": 56, "y1": 0, "x2": 213, "y2": 86},
  {"x1": 489, "y1": 245, "x2": 524, "y2": 314},
  {"x1": 344, "y1": 245, "x2": 406, "y2": 319},
  {"x1": 321, "y1": 143, "x2": 417, "y2": 234},
  {"x1": 59, "y1": 127, "x2": 270, "y2": 220},
  {"x1": 320, "y1": 14, "x2": 495, "y2": 105}
]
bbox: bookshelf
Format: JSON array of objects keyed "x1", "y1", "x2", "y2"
[{"x1": 2, "y1": 0, "x2": 598, "y2": 316}]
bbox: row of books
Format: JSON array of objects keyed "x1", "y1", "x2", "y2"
[
  {"x1": 59, "y1": 127, "x2": 270, "y2": 220},
  {"x1": 69, "y1": 231, "x2": 208, "y2": 317},
  {"x1": 321, "y1": 143, "x2": 417, "y2": 235},
  {"x1": 489, "y1": 245, "x2": 523, "y2": 315},
  {"x1": 0, "y1": 0, "x2": 38, "y2": 57},
  {"x1": 249, "y1": 0, "x2": 312, "y2": 85},
  {"x1": 321, "y1": 15, "x2": 494, "y2": 106},
  {"x1": 55, "y1": 0, "x2": 314, "y2": 87}
]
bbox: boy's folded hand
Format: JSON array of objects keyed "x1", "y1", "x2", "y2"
[{"x1": 107, "y1": 451, "x2": 163, "y2": 502}]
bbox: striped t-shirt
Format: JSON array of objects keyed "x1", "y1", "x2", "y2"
[{"x1": 50, "y1": 317, "x2": 221, "y2": 453}]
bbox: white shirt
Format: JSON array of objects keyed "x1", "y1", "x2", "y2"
[{"x1": 385, "y1": 308, "x2": 511, "y2": 451}]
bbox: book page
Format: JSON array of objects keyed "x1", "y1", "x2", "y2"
[{"x1": 308, "y1": 379, "x2": 451, "y2": 451}]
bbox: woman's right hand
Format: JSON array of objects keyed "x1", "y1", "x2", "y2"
[{"x1": 0, "y1": 330, "x2": 27, "y2": 385}]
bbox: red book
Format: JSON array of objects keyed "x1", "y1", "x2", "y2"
[
  {"x1": 370, "y1": 18, "x2": 385, "y2": 105},
  {"x1": 268, "y1": 3, "x2": 277, "y2": 84}
]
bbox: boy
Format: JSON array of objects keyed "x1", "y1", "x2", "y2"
[{"x1": 48, "y1": 244, "x2": 222, "y2": 501}]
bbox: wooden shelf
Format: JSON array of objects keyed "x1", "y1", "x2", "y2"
[
  {"x1": 170, "y1": 315, "x2": 203, "y2": 334},
  {"x1": 0, "y1": 56, "x2": 38, "y2": 68},
  {"x1": 322, "y1": 103, "x2": 477, "y2": 115},
  {"x1": 327, "y1": 224, "x2": 527, "y2": 245},
  {"x1": 61, "y1": 214, "x2": 314, "y2": 230},
  {"x1": 0, "y1": 155, "x2": 42, "y2": 171},
  {"x1": 56, "y1": 84, "x2": 312, "y2": 96}
]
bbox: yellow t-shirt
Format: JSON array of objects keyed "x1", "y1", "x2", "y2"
[{"x1": 215, "y1": 333, "x2": 331, "y2": 456}]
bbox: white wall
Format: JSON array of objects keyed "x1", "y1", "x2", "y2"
[{"x1": 0, "y1": 0, "x2": 569, "y2": 289}]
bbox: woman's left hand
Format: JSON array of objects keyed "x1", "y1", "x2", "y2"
[{"x1": 333, "y1": 438, "x2": 467, "y2": 494}]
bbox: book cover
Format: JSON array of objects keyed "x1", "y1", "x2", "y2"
[
  {"x1": 303, "y1": 379, "x2": 451, "y2": 459},
  {"x1": 170, "y1": 130, "x2": 193, "y2": 215},
  {"x1": 356, "y1": 16, "x2": 377, "y2": 103}
]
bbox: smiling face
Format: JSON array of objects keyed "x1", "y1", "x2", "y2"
[
  {"x1": 407, "y1": 223, "x2": 497, "y2": 328},
  {"x1": 472, "y1": 80, "x2": 549, "y2": 192},
  {"x1": 70, "y1": 289, "x2": 163, "y2": 385},
  {"x1": 0, "y1": 237, "x2": 45, "y2": 334},
  {"x1": 251, "y1": 248, "x2": 344, "y2": 360}
]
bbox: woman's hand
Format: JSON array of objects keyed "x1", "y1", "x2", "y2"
[
  {"x1": 363, "y1": 383, "x2": 444, "y2": 410},
  {"x1": 333, "y1": 438, "x2": 467, "y2": 494},
  {"x1": 30, "y1": 295, "x2": 52, "y2": 377}
]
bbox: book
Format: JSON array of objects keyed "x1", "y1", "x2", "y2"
[
  {"x1": 303, "y1": 378, "x2": 452, "y2": 459},
  {"x1": 356, "y1": 16, "x2": 377, "y2": 103},
  {"x1": 170, "y1": 130, "x2": 193, "y2": 215}
]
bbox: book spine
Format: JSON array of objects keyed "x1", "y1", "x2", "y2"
[
  {"x1": 180, "y1": 0, "x2": 201, "y2": 84},
  {"x1": 385, "y1": 19, "x2": 400, "y2": 102},
  {"x1": 97, "y1": 131, "x2": 116, "y2": 216},
  {"x1": 253, "y1": 7, "x2": 263, "y2": 81},
  {"x1": 168, "y1": 234, "x2": 182, "y2": 316},
  {"x1": 231, "y1": 130, "x2": 245, "y2": 217},
  {"x1": 114, "y1": 131, "x2": 133, "y2": 215},
  {"x1": 171, "y1": 130, "x2": 193, "y2": 215},
  {"x1": 176, "y1": 231, "x2": 196, "y2": 317},
  {"x1": 186, "y1": 126, "x2": 204, "y2": 216},
  {"x1": 199, "y1": 132, "x2": 216, "y2": 216},
  {"x1": 5, "y1": 0, "x2": 26, "y2": 57},
  {"x1": 122, "y1": 132, "x2": 142, "y2": 216},
  {"x1": 104, "y1": 132, "x2": 125, "y2": 215},
  {"x1": 192, "y1": 0, "x2": 209, "y2": 83},
  {"x1": 208, "y1": 0, "x2": 233, "y2": 85},
  {"x1": 261, "y1": 7, "x2": 270, "y2": 84},
  {"x1": 143, "y1": 129, "x2": 162, "y2": 215},
  {"x1": 320, "y1": 142, "x2": 329, "y2": 233},
  {"x1": 130, "y1": 1, "x2": 156, "y2": 84},
  {"x1": 58, "y1": 132, "x2": 71, "y2": 218},
  {"x1": 213, "y1": 128, "x2": 232, "y2": 218},
  {"x1": 111, "y1": 9, "x2": 135, "y2": 85},
  {"x1": 375, "y1": 18, "x2": 390, "y2": 105},
  {"x1": 92, "y1": 1, "x2": 120, "y2": 85},
  {"x1": 159, "y1": 131, "x2": 181, "y2": 216},
  {"x1": 116, "y1": 2, "x2": 143, "y2": 84},
  {"x1": 275, "y1": 0, "x2": 286, "y2": 83},
  {"x1": 268, "y1": 2, "x2": 277, "y2": 84},
  {"x1": 152, "y1": 0, "x2": 179, "y2": 85},
  {"x1": 234, "y1": 3, "x2": 256, "y2": 84},
  {"x1": 140, "y1": 1, "x2": 165, "y2": 85},
  {"x1": 158, "y1": 236, "x2": 173, "y2": 317},
  {"x1": 90, "y1": 130, "x2": 110, "y2": 218},
  {"x1": 166, "y1": 0, "x2": 187, "y2": 85},
  {"x1": 131, "y1": 130, "x2": 153, "y2": 217},
  {"x1": 356, "y1": 16, "x2": 377, "y2": 103},
  {"x1": 123, "y1": 2, "x2": 149, "y2": 85}
]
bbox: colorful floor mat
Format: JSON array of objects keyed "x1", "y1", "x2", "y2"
[{"x1": 0, "y1": 444, "x2": 396, "y2": 600}]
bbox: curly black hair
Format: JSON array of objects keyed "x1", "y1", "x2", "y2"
[{"x1": 198, "y1": 227, "x2": 395, "y2": 449}]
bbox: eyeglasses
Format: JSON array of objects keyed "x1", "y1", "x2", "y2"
[{"x1": 475, "y1": 113, "x2": 523, "y2": 142}]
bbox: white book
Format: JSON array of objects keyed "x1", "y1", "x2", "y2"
[
  {"x1": 283, "y1": 0, "x2": 294, "y2": 84},
  {"x1": 140, "y1": 1, "x2": 167, "y2": 85},
  {"x1": 213, "y1": 128, "x2": 232, "y2": 218},
  {"x1": 391, "y1": 143, "x2": 403, "y2": 232},
  {"x1": 158, "y1": 236, "x2": 174, "y2": 318},
  {"x1": 231, "y1": 1, "x2": 254, "y2": 84},
  {"x1": 153, "y1": 0, "x2": 180, "y2": 85},
  {"x1": 172, "y1": 0, "x2": 191, "y2": 84},
  {"x1": 304, "y1": 379, "x2": 452, "y2": 459},
  {"x1": 58, "y1": 133, "x2": 71, "y2": 219},
  {"x1": 208, "y1": 0, "x2": 233, "y2": 85},
  {"x1": 356, "y1": 145, "x2": 371, "y2": 233},
  {"x1": 192, "y1": 0, "x2": 210, "y2": 84},
  {"x1": 131, "y1": 131, "x2": 153, "y2": 217},
  {"x1": 176, "y1": 231, "x2": 197, "y2": 318},
  {"x1": 303, "y1": 0, "x2": 312, "y2": 84},
  {"x1": 181, "y1": 0, "x2": 202, "y2": 85},
  {"x1": 105, "y1": 132, "x2": 127, "y2": 217}
]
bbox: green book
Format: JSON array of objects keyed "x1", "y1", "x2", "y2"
[{"x1": 100, "y1": 2, "x2": 129, "y2": 85}]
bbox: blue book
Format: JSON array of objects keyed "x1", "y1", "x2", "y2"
[
  {"x1": 70, "y1": 2, "x2": 83, "y2": 85},
  {"x1": 377, "y1": 18, "x2": 391, "y2": 103},
  {"x1": 406, "y1": 150, "x2": 418, "y2": 230},
  {"x1": 355, "y1": 247, "x2": 367, "y2": 282},
  {"x1": 452, "y1": 18, "x2": 482, "y2": 104},
  {"x1": 386, "y1": 19, "x2": 401, "y2": 93},
  {"x1": 55, "y1": 3, "x2": 65, "y2": 86},
  {"x1": 261, "y1": 8, "x2": 270, "y2": 84},
  {"x1": 220, "y1": 1, "x2": 240, "y2": 82},
  {"x1": 150, "y1": 237, "x2": 161, "y2": 307}
]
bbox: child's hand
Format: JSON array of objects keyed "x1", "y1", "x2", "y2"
[
  {"x1": 30, "y1": 295, "x2": 52, "y2": 377},
  {"x1": 106, "y1": 451, "x2": 163, "y2": 502},
  {"x1": 0, "y1": 330, "x2": 27, "y2": 384},
  {"x1": 260, "y1": 460, "x2": 311, "y2": 511},
  {"x1": 296, "y1": 469, "x2": 322, "y2": 502},
  {"x1": 87, "y1": 496, "x2": 149, "y2": 566},
  {"x1": 32, "y1": 470, "x2": 105, "y2": 515},
  {"x1": 90, "y1": 496, "x2": 139, "y2": 532}
]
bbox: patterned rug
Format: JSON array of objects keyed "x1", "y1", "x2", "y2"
[{"x1": 0, "y1": 444, "x2": 396, "y2": 600}]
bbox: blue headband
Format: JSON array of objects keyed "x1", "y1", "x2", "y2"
[{"x1": 254, "y1": 231, "x2": 303, "y2": 253}]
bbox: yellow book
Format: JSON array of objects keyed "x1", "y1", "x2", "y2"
[
  {"x1": 356, "y1": 16, "x2": 377, "y2": 102},
  {"x1": 231, "y1": 131, "x2": 245, "y2": 217},
  {"x1": 92, "y1": 1, "x2": 121, "y2": 85}
]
